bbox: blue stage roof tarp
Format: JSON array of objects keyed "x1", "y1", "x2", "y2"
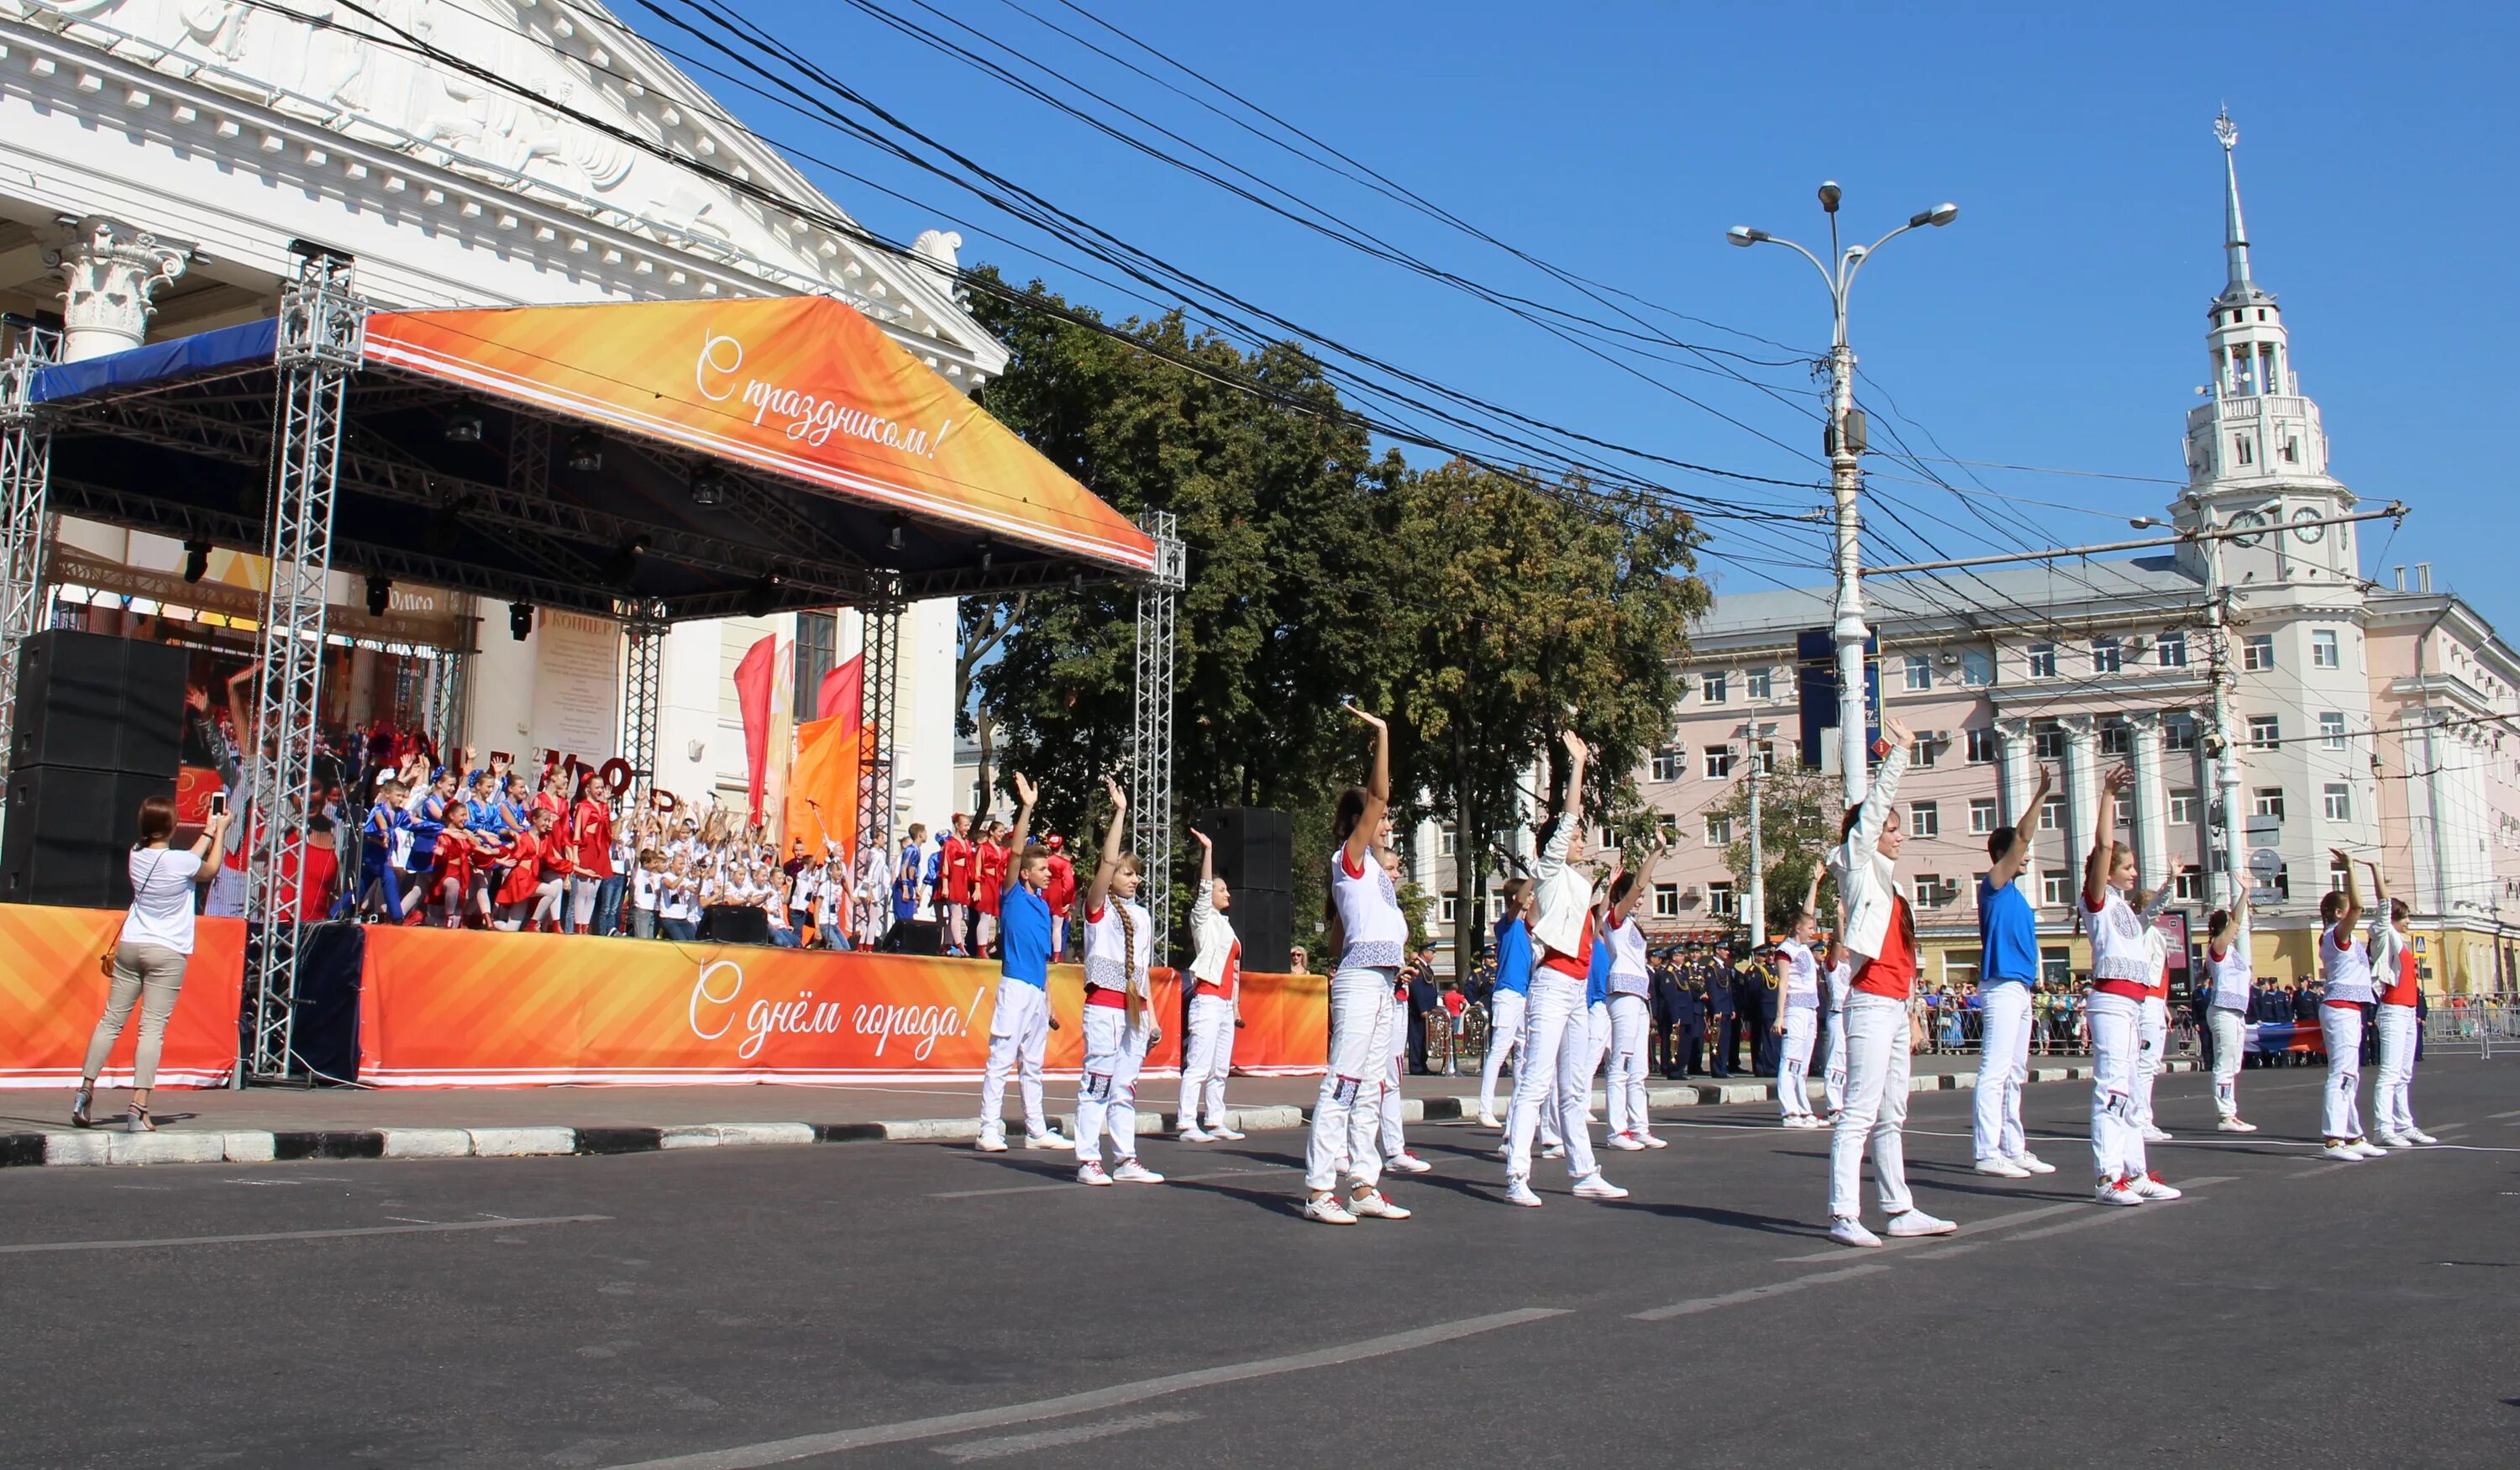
[{"x1": 29, "y1": 318, "x2": 278, "y2": 406}]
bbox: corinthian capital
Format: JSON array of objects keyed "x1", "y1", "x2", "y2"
[{"x1": 47, "y1": 216, "x2": 190, "y2": 361}]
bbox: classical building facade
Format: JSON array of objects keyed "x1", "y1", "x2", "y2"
[{"x1": 0, "y1": 0, "x2": 996, "y2": 827}]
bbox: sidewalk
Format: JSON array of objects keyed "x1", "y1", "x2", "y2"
[{"x1": 1, "y1": 1048, "x2": 2184, "y2": 1168}]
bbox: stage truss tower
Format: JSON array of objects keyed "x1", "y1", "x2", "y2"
[
  {"x1": 0, "y1": 322, "x2": 60, "y2": 784},
  {"x1": 620, "y1": 598, "x2": 669, "y2": 811},
  {"x1": 1129, "y1": 512, "x2": 1187, "y2": 960},
  {"x1": 856, "y1": 585, "x2": 902, "y2": 850}
]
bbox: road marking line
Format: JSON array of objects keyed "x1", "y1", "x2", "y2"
[
  {"x1": 600, "y1": 1307, "x2": 1572, "y2": 1469},
  {"x1": 932, "y1": 1410, "x2": 1199, "y2": 1462},
  {"x1": 0, "y1": 1214, "x2": 607, "y2": 1256},
  {"x1": 1772, "y1": 1199, "x2": 2090, "y2": 1263},
  {"x1": 1905, "y1": 1177, "x2": 2235, "y2": 1258},
  {"x1": 929, "y1": 1167, "x2": 1287, "y2": 1200},
  {"x1": 1630, "y1": 1263, "x2": 1891, "y2": 1321}
]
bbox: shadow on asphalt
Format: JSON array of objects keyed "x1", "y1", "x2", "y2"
[{"x1": 1600, "y1": 1197, "x2": 1823, "y2": 1237}]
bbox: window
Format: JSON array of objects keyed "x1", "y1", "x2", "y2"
[
  {"x1": 2040, "y1": 871, "x2": 2071, "y2": 907},
  {"x1": 2165, "y1": 715, "x2": 2199, "y2": 753},
  {"x1": 1908, "y1": 801, "x2": 1940, "y2": 838},
  {"x1": 793, "y1": 612, "x2": 840, "y2": 718},
  {"x1": 1706, "y1": 882, "x2": 1735, "y2": 920},
  {"x1": 1969, "y1": 798, "x2": 1998, "y2": 836},
  {"x1": 2311, "y1": 629, "x2": 2340, "y2": 669},
  {"x1": 2270, "y1": 864, "x2": 2292, "y2": 900},
  {"x1": 1913, "y1": 874, "x2": 1945, "y2": 909},
  {"x1": 1903, "y1": 654, "x2": 1931, "y2": 691},
  {"x1": 1909, "y1": 737, "x2": 1938, "y2": 770},
  {"x1": 1441, "y1": 895, "x2": 1458, "y2": 924},
  {"x1": 1651, "y1": 748, "x2": 1681, "y2": 783},
  {"x1": 2328, "y1": 853, "x2": 2350, "y2": 893},
  {"x1": 1700, "y1": 670, "x2": 1729, "y2": 703},
  {"x1": 2323, "y1": 783, "x2": 2352, "y2": 822},
  {"x1": 2234, "y1": 433, "x2": 2254, "y2": 467},
  {"x1": 1652, "y1": 883, "x2": 1680, "y2": 920},
  {"x1": 2091, "y1": 637, "x2": 2124, "y2": 675},
  {"x1": 1705, "y1": 814, "x2": 1734, "y2": 847},
  {"x1": 2027, "y1": 643, "x2": 2058, "y2": 679},
  {"x1": 1966, "y1": 727, "x2": 1998, "y2": 764},
  {"x1": 1747, "y1": 668, "x2": 1773, "y2": 701},
  {"x1": 2247, "y1": 715, "x2": 2281, "y2": 750},
  {"x1": 1656, "y1": 812, "x2": 1680, "y2": 845},
  {"x1": 2243, "y1": 634, "x2": 2275, "y2": 672},
  {"x1": 2169, "y1": 790, "x2": 2198, "y2": 826},
  {"x1": 1961, "y1": 648, "x2": 1993, "y2": 687},
  {"x1": 2156, "y1": 629, "x2": 2188, "y2": 668},
  {"x1": 1438, "y1": 826, "x2": 1457, "y2": 858},
  {"x1": 2113, "y1": 795, "x2": 2134, "y2": 828},
  {"x1": 2319, "y1": 712, "x2": 2346, "y2": 750},
  {"x1": 2100, "y1": 718, "x2": 2131, "y2": 757},
  {"x1": 2252, "y1": 787, "x2": 2286, "y2": 820},
  {"x1": 2033, "y1": 720, "x2": 2066, "y2": 760},
  {"x1": 2040, "y1": 796, "x2": 2065, "y2": 832},
  {"x1": 1703, "y1": 745, "x2": 1735, "y2": 780},
  {"x1": 2174, "y1": 865, "x2": 2203, "y2": 902}
]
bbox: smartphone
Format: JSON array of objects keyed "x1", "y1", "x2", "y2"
[{"x1": 209, "y1": 790, "x2": 228, "y2": 817}]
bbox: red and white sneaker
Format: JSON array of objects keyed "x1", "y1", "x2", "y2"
[
  {"x1": 1638, "y1": 1131, "x2": 1669, "y2": 1149},
  {"x1": 1383, "y1": 1151, "x2": 1433, "y2": 1175},
  {"x1": 1347, "y1": 1189, "x2": 1412, "y2": 1221},
  {"x1": 2132, "y1": 1172, "x2": 2182, "y2": 1201},
  {"x1": 2094, "y1": 1175, "x2": 2145, "y2": 1207},
  {"x1": 1607, "y1": 1131, "x2": 1648, "y2": 1152}
]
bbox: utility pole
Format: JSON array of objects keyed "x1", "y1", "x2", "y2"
[
  {"x1": 2199, "y1": 520, "x2": 2244, "y2": 911},
  {"x1": 1746, "y1": 751, "x2": 1767, "y2": 948},
  {"x1": 1730, "y1": 186, "x2": 1959, "y2": 807}
]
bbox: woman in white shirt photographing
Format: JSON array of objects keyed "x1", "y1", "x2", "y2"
[{"x1": 72, "y1": 793, "x2": 231, "y2": 1132}]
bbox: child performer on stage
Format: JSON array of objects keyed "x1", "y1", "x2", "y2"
[
  {"x1": 1603, "y1": 854, "x2": 1667, "y2": 1151},
  {"x1": 2082, "y1": 765, "x2": 2184, "y2": 1204},
  {"x1": 1073, "y1": 777, "x2": 1163, "y2": 1187},
  {"x1": 2363, "y1": 859, "x2": 2435, "y2": 1148},
  {"x1": 2202, "y1": 892, "x2": 2259, "y2": 1132},
  {"x1": 2314, "y1": 849, "x2": 2386, "y2": 1161},
  {"x1": 1772, "y1": 868, "x2": 1826, "y2": 1129},
  {"x1": 1301, "y1": 704, "x2": 1414, "y2": 1225},
  {"x1": 1824, "y1": 715, "x2": 1956, "y2": 1247},
  {"x1": 1477, "y1": 879, "x2": 1536, "y2": 1130},
  {"x1": 974, "y1": 774, "x2": 1071, "y2": 1154},
  {"x1": 1177, "y1": 825, "x2": 1247, "y2": 1142}
]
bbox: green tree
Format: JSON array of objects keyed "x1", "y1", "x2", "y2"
[{"x1": 1714, "y1": 762, "x2": 1845, "y2": 937}]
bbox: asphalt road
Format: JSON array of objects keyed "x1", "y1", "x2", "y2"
[{"x1": 5, "y1": 1059, "x2": 2517, "y2": 1469}]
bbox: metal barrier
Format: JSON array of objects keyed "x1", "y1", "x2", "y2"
[{"x1": 2423, "y1": 1003, "x2": 2517, "y2": 1058}]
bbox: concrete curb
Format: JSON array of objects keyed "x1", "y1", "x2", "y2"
[{"x1": 0, "y1": 1060, "x2": 2197, "y2": 1169}]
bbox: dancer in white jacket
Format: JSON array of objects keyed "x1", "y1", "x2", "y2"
[{"x1": 1177, "y1": 826, "x2": 1247, "y2": 1142}]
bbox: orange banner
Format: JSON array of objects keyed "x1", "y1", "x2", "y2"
[
  {"x1": 360, "y1": 297, "x2": 1156, "y2": 573},
  {"x1": 361, "y1": 927, "x2": 1341, "y2": 1086},
  {"x1": 0, "y1": 908, "x2": 244, "y2": 1089}
]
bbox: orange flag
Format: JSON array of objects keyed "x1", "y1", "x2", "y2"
[{"x1": 785, "y1": 714, "x2": 864, "y2": 859}]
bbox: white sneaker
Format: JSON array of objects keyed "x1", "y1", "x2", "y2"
[
  {"x1": 1797, "y1": 1115, "x2": 1830, "y2": 1130},
  {"x1": 1639, "y1": 1131, "x2": 1670, "y2": 1149},
  {"x1": 1212, "y1": 1125, "x2": 1247, "y2": 1141},
  {"x1": 1885, "y1": 1209, "x2": 1956, "y2": 1237},
  {"x1": 1607, "y1": 1131, "x2": 1647, "y2": 1152},
  {"x1": 1571, "y1": 1173, "x2": 1629, "y2": 1201},
  {"x1": 974, "y1": 1130, "x2": 1008, "y2": 1153},
  {"x1": 1303, "y1": 1194, "x2": 1357, "y2": 1225},
  {"x1": 1541, "y1": 1142, "x2": 1565, "y2": 1160},
  {"x1": 1111, "y1": 1159, "x2": 1166, "y2": 1184},
  {"x1": 2141, "y1": 1125, "x2": 2174, "y2": 1143},
  {"x1": 1383, "y1": 1151, "x2": 1433, "y2": 1175},
  {"x1": 2093, "y1": 1177, "x2": 2144, "y2": 1206},
  {"x1": 1828, "y1": 1216, "x2": 1883, "y2": 1248},
  {"x1": 2131, "y1": 1172, "x2": 2182, "y2": 1201},
  {"x1": 2405, "y1": 1129, "x2": 2439, "y2": 1145},
  {"x1": 2354, "y1": 1139, "x2": 2391, "y2": 1159},
  {"x1": 2008, "y1": 1152, "x2": 2058, "y2": 1175},
  {"x1": 1348, "y1": 1189, "x2": 1411, "y2": 1221},
  {"x1": 1026, "y1": 1130, "x2": 1074, "y2": 1151},
  {"x1": 1076, "y1": 1161, "x2": 1113, "y2": 1186},
  {"x1": 2216, "y1": 1117, "x2": 2258, "y2": 1133},
  {"x1": 1179, "y1": 1127, "x2": 1215, "y2": 1143},
  {"x1": 2320, "y1": 1142, "x2": 2364, "y2": 1161},
  {"x1": 1476, "y1": 1111, "x2": 1503, "y2": 1130},
  {"x1": 1502, "y1": 1180, "x2": 1543, "y2": 1208},
  {"x1": 1974, "y1": 1157, "x2": 2030, "y2": 1179},
  {"x1": 2373, "y1": 1131, "x2": 2412, "y2": 1150}
]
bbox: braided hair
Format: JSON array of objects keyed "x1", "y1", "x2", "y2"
[{"x1": 1112, "y1": 853, "x2": 1145, "y2": 1026}]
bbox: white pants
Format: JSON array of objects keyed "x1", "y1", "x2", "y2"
[
  {"x1": 2373, "y1": 1004, "x2": 2420, "y2": 1137},
  {"x1": 1380, "y1": 990, "x2": 1410, "y2": 1161},
  {"x1": 1777, "y1": 1005, "x2": 1817, "y2": 1119},
  {"x1": 1075, "y1": 1003, "x2": 1152, "y2": 1168},
  {"x1": 1479, "y1": 990, "x2": 1526, "y2": 1118},
  {"x1": 569, "y1": 874, "x2": 602, "y2": 927},
  {"x1": 2320, "y1": 1003, "x2": 2365, "y2": 1140},
  {"x1": 1970, "y1": 983, "x2": 2032, "y2": 1160},
  {"x1": 1179, "y1": 993, "x2": 1236, "y2": 1129},
  {"x1": 1605, "y1": 992, "x2": 1651, "y2": 1138},
  {"x1": 978, "y1": 979, "x2": 1052, "y2": 1139},
  {"x1": 1305, "y1": 968, "x2": 1395, "y2": 1193},
  {"x1": 2087, "y1": 991, "x2": 2147, "y2": 1181},
  {"x1": 1829, "y1": 992, "x2": 1914, "y2": 1222},
  {"x1": 1504, "y1": 973, "x2": 1600, "y2": 1185},
  {"x1": 2209, "y1": 1006, "x2": 2246, "y2": 1118},
  {"x1": 1584, "y1": 1000, "x2": 1610, "y2": 1122},
  {"x1": 1822, "y1": 1007, "x2": 1848, "y2": 1113},
  {"x1": 2134, "y1": 995, "x2": 2167, "y2": 1129}
]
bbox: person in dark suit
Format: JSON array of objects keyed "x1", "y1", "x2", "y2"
[
  {"x1": 1405, "y1": 949, "x2": 1441, "y2": 1074},
  {"x1": 1674, "y1": 975, "x2": 1707, "y2": 1079},
  {"x1": 1650, "y1": 951, "x2": 1685, "y2": 1076},
  {"x1": 1701, "y1": 953, "x2": 1736, "y2": 1079}
]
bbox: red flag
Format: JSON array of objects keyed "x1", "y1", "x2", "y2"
[
  {"x1": 817, "y1": 654, "x2": 864, "y2": 730},
  {"x1": 734, "y1": 634, "x2": 775, "y2": 824}
]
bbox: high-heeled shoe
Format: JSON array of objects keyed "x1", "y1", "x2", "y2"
[
  {"x1": 126, "y1": 1104, "x2": 155, "y2": 1133},
  {"x1": 71, "y1": 1083, "x2": 94, "y2": 1129}
]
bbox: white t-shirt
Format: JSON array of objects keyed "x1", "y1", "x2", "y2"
[
  {"x1": 1777, "y1": 937, "x2": 1820, "y2": 1010},
  {"x1": 121, "y1": 847, "x2": 205, "y2": 954},
  {"x1": 630, "y1": 866, "x2": 661, "y2": 912}
]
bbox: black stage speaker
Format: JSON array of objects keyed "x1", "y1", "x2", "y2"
[
  {"x1": 700, "y1": 905, "x2": 770, "y2": 945},
  {"x1": 1192, "y1": 806, "x2": 1293, "y2": 895},
  {"x1": 885, "y1": 917, "x2": 942, "y2": 955},
  {"x1": 0, "y1": 767, "x2": 176, "y2": 909},
  {"x1": 1227, "y1": 884, "x2": 1294, "y2": 976},
  {"x1": 9, "y1": 628, "x2": 186, "y2": 776}
]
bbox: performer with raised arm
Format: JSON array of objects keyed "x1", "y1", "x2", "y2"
[
  {"x1": 1074, "y1": 776, "x2": 1163, "y2": 1186},
  {"x1": 1772, "y1": 866, "x2": 1827, "y2": 1129},
  {"x1": 2201, "y1": 890, "x2": 2260, "y2": 1132},
  {"x1": 1301, "y1": 704, "x2": 1415, "y2": 1225},
  {"x1": 2363, "y1": 859, "x2": 2435, "y2": 1147},
  {"x1": 974, "y1": 774, "x2": 1072, "y2": 1155},
  {"x1": 1602, "y1": 846, "x2": 1667, "y2": 1151},
  {"x1": 1499, "y1": 724, "x2": 1629, "y2": 1209},
  {"x1": 1822, "y1": 715, "x2": 1956, "y2": 1247},
  {"x1": 2082, "y1": 765, "x2": 2182, "y2": 1204},
  {"x1": 1177, "y1": 825, "x2": 1247, "y2": 1142},
  {"x1": 2313, "y1": 848, "x2": 2384, "y2": 1160},
  {"x1": 1821, "y1": 921, "x2": 1851, "y2": 1119},
  {"x1": 1475, "y1": 879, "x2": 1536, "y2": 1130},
  {"x1": 1973, "y1": 764, "x2": 2058, "y2": 1176}
]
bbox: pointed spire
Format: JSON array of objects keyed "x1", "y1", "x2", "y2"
[{"x1": 2215, "y1": 108, "x2": 2260, "y2": 301}]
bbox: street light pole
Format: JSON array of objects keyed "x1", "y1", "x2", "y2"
[{"x1": 1730, "y1": 186, "x2": 1957, "y2": 808}]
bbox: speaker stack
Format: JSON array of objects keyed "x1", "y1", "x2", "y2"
[
  {"x1": 2, "y1": 629, "x2": 187, "y2": 910},
  {"x1": 1192, "y1": 806, "x2": 1294, "y2": 973}
]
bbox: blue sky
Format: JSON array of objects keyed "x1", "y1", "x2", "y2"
[{"x1": 693, "y1": 1, "x2": 2513, "y2": 626}]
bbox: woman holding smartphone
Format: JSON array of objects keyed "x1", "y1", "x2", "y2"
[{"x1": 72, "y1": 794, "x2": 230, "y2": 1131}]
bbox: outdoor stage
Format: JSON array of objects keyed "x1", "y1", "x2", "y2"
[{"x1": 0, "y1": 904, "x2": 1327, "y2": 1089}]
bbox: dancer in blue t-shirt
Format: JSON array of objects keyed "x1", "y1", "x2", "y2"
[{"x1": 974, "y1": 774, "x2": 1072, "y2": 1153}]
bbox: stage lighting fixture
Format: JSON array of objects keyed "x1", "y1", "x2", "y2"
[
  {"x1": 601, "y1": 535, "x2": 648, "y2": 589},
  {"x1": 443, "y1": 408, "x2": 484, "y2": 444},
  {"x1": 976, "y1": 539, "x2": 995, "y2": 571},
  {"x1": 365, "y1": 575, "x2": 391, "y2": 617},
  {"x1": 565, "y1": 429, "x2": 604, "y2": 472},
  {"x1": 740, "y1": 572, "x2": 785, "y2": 620},
  {"x1": 690, "y1": 462, "x2": 728, "y2": 507},
  {"x1": 509, "y1": 601, "x2": 534, "y2": 640},
  {"x1": 181, "y1": 539, "x2": 209, "y2": 584},
  {"x1": 886, "y1": 515, "x2": 906, "y2": 553}
]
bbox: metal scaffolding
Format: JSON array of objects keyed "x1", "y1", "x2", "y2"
[
  {"x1": 856, "y1": 586, "x2": 902, "y2": 849},
  {"x1": 1129, "y1": 512, "x2": 1187, "y2": 960},
  {"x1": 0, "y1": 322, "x2": 61, "y2": 768},
  {"x1": 619, "y1": 598, "x2": 669, "y2": 809},
  {"x1": 241, "y1": 254, "x2": 365, "y2": 1082},
  {"x1": 426, "y1": 648, "x2": 470, "y2": 760}
]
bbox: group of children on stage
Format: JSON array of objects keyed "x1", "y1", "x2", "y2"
[{"x1": 970, "y1": 707, "x2": 2439, "y2": 1230}]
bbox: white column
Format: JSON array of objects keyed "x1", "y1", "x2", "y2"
[
  {"x1": 1995, "y1": 716, "x2": 2034, "y2": 826},
  {"x1": 2061, "y1": 715, "x2": 2101, "y2": 881},
  {"x1": 2129, "y1": 711, "x2": 2171, "y2": 892},
  {"x1": 48, "y1": 217, "x2": 188, "y2": 362}
]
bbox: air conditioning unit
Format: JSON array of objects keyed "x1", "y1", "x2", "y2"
[
  {"x1": 1919, "y1": 730, "x2": 1951, "y2": 747},
  {"x1": 1940, "y1": 650, "x2": 1961, "y2": 667},
  {"x1": 2125, "y1": 635, "x2": 2150, "y2": 656}
]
